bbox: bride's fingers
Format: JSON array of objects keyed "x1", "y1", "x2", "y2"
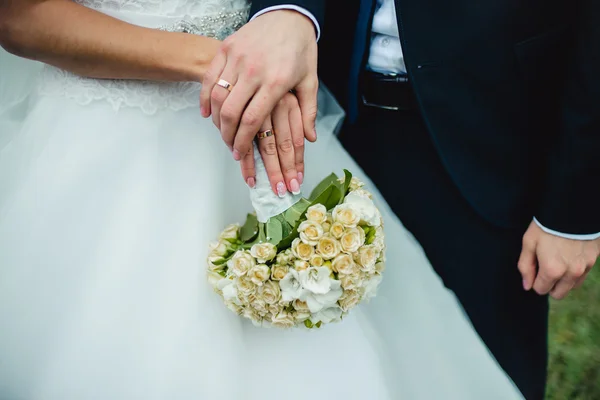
[
  {"x1": 240, "y1": 147, "x2": 256, "y2": 188},
  {"x1": 289, "y1": 100, "x2": 305, "y2": 185},
  {"x1": 257, "y1": 119, "x2": 286, "y2": 197},
  {"x1": 272, "y1": 96, "x2": 299, "y2": 194}
]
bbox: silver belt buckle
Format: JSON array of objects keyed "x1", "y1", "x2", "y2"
[{"x1": 361, "y1": 95, "x2": 400, "y2": 111}]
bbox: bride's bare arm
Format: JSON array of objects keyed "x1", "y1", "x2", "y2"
[{"x1": 0, "y1": 0, "x2": 220, "y2": 82}]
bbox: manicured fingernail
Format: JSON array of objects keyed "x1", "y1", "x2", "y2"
[
  {"x1": 523, "y1": 280, "x2": 528, "y2": 290},
  {"x1": 313, "y1": 129, "x2": 317, "y2": 140},
  {"x1": 232, "y1": 149, "x2": 241, "y2": 161},
  {"x1": 297, "y1": 172, "x2": 304, "y2": 185},
  {"x1": 247, "y1": 177, "x2": 255, "y2": 188},
  {"x1": 290, "y1": 179, "x2": 300, "y2": 194},
  {"x1": 200, "y1": 106, "x2": 205, "y2": 117},
  {"x1": 276, "y1": 182, "x2": 286, "y2": 197}
]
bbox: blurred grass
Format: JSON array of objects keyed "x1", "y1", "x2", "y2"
[{"x1": 547, "y1": 264, "x2": 600, "y2": 400}]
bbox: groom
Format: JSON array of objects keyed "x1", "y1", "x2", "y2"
[{"x1": 203, "y1": 1, "x2": 600, "y2": 398}]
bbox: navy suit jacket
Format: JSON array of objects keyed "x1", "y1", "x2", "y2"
[{"x1": 250, "y1": 0, "x2": 600, "y2": 235}]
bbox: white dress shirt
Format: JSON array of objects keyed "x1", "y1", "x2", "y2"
[{"x1": 251, "y1": 3, "x2": 600, "y2": 241}]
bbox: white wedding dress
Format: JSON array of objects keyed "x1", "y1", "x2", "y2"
[{"x1": 0, "y1": 1, "x2": 524, "y2": 399}]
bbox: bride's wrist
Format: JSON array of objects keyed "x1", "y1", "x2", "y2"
[{"x1": 187, "y1": 35, "x2": 221, "y2": 82}]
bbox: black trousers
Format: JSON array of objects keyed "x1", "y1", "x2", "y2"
[{"x1": 341, "y1": 106, "x2": 548, "y2": 400}]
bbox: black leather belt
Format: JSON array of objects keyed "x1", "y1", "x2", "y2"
[{"x1": 360, "y1": 71, "x2": 419, "y2": 111}]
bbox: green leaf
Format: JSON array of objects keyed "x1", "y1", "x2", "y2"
[
  {"x1": 304, "y1": 319, "x2": 314, "y2": 329},
  {"x1": 240, "y1": 213, "x2": 259, "y2": 243},
  {"x1": 284, "y1": 198, "x2": 311, "y2": 226},
  {"x1": 342, "y1": 169, "x2": 352, "y2": 196},
  {"x1": 266, "y1": 217, "x2": 283, "y2": 245},
  {"x1": 311, "y1": 185, "x2": 343, "y2": 211},
  {"x1": 309, "y1": 172, "x2": 339, "y2": 201}
]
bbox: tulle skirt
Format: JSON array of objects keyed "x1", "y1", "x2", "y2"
[{"x1": 0, "y1": 48, "x2": 523, "y2": 400}]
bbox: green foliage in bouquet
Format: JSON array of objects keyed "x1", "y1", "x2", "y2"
[{"x1": 239, "y1": 169, "x2": 354, "y2": 251}]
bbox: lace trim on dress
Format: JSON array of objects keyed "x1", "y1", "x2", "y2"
[{"x1": 37, "y1": 6, "x2": 249, "y2": 115}]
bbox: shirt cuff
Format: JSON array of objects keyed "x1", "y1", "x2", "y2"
[
  {"x1": 533, "y1": 217, "x2": 600, "y2": 240},
  {"x1": 250, "y1": 5, "x2": 321, "y2": 41}
]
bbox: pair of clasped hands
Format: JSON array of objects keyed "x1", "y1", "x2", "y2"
[{"x1": 199, "y1": 10, "x2": 318, "y2": 198}]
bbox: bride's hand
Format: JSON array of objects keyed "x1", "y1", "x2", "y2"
[{"x1": 240, "y1": 92, "x2": 304, "y2": 197}]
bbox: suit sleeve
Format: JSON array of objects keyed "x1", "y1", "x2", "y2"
[
  {"x1": 536, "y1": 0, "x2": 600, "y2": 235},
  {"x1": 249, "y1": 0, "x2": 325, "y2": 29}
]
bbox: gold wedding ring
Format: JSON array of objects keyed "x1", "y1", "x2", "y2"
[
  {"x1": 256, "y1": 129, "x2": 274, "y2": 139},
  {"x1": 216, "y1": 79, "x2": 233, "y2": 92}
]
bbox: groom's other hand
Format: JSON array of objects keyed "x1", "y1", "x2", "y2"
[
  {"x1": 518, "y1": 221, "x2": 599, "y2": 299},
  {"x1": 200, "y1": 9, "x2": 319, "y2": 161}
]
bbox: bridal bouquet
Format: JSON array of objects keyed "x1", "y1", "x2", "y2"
[{"x1": 206, "y1": 149, "x2": 385, "y2": 328}]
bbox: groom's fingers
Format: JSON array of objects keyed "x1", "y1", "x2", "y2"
[
  {"x1": 295, "y1": 76, "x2": 319, "y2": 142},
  {"x1": 517, "y1": 237, "x2": 538, "y2": 291},
  {"x1": 200, "y1": 50, "x2": 226, "y2": 118}
]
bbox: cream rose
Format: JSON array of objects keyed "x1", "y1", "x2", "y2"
[
  {"x1": 348, "y1": 176, "x2": 365, "y2": 191},
  {"x1": 209, "y1": 240, "x2": 229, "y2": 257},
  {"x1": 332, "y1": 253, "x2": 357, "y2": 275},
  {"x1": 375, "y1": 261, "x2": 386, "y2": 274},
  {"x1": 227, "y1": 250, "x2": 255, "y2": 277},
  {"x1": 340, "y1": 227, "x2": 365, "y2": 253},
  {"x1": 298, "y1": 220, "x2": 324, "y2": 246},
  {"x1": 248, "y1": 264, "x2": 270, "y2": 286},
  {"x1": 207, "y1": 271, "x2": 224, "y2": 290},
  {"x1": 330, "y1": 222, "x2": 345, "y2": 239},
  {"x1": 305, "y1": 204, "x2": 328, "y2": 224},
  {"x1": 321, "y1": 221, "x2": 332, "y2": 233},
  {"x1": 357, "y1": 245, "x2": 378, "y2": 272},
  {"x1": 225, "y1": 300, "x2": 243, "y2": 315},
  {"x1": 293, "y1": 299, "x2": 311, "y2": 313},
  {"x1": 292, "y1": 237, "x2": 314, "y2": 261},
  {"x1": 207, "y1": 255, "x2": 226, "y2": 272},
  {"x1": 332, "y1": 204, "x2": 361, "y2": 228},
  {"x1": 236, "y1": 276, "x2": 257, "y2": 298},
  {"x1": 259, "y1": 280, "x2": 281, "y2": 305},
  {"x1": 220, "y1": 223, "x2": 240, "y2": 241},
  {"x1": 271, "y1": 310, "x2": 296, "y2": 329},
  {"x1": 339, "y1": 272, "x2": 361, "y2": 291},
  {"x1": 294, "y1": 260, "x2": 310, "y2": 271},
  {"x1": 271, "y1": 264, "x2": 289, "y2": 281},
  {"x1": 276, "y1": 248, "x2": 294, "y2": 265},
  {"x1": 343, "y1": 191, "x2": 381, "y2": 227},
  {"x1": 250, "y1": 242, "x2": 277, "y2": 263},
  {"x1": 338, "y1": 289, "x2": 361, "y2": 312},
  {"x1": 316, "y1": 236, "x2": 342, "y2": 260},
  {"x1": 310, "y1": 254, "x2": 324, "y2": 268},
  {"x1": 251, "y1": 297, "x2": 269, "y2": 317}
]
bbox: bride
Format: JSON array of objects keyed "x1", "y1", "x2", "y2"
[{"x1": 0, "y1": 1, "x2": 523, "y2": 399}]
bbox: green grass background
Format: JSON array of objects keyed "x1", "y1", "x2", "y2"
[{"x1": 547, "y1": 264, "x2": 600, "y2": 399}]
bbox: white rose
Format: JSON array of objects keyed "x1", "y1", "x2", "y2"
[
  {"x1": 316, "y1": 236, "x2": 342, "y2": 260},
  {"x1": 338, "y1": 290, "x2": 361, "y2": 312},
  {"x1": 291, "y1": 238, "x2": 314, "y2": 261},
  {"x1": 276, "y1": 248, "x2": 294, "y2": 265},
  {"x1": 305, "y1": 204, "x2": 328, "y2": 224},
  {"x1": 332, "y1": 253, "x2": 357, "y2": 275},
  {"x1": 220, "y1": 223, "x2": 240, "y2": 241},
  {"x1": 339, "y1": 272, "x2": 361, "y2": 290},
  {"x1": 343, "y1": 191, "x2": 381, "y2": 227},
  {"x1": 250, "y1": 242, "x2": 277, "y2": 263},
  {"x1": 311, "y1": 306, "x2": 343, "y2": 324},
  {"x1": 227, "y1": 250, "x2": 255, "y2": 277},
  {"x1": 207, "y1": 271, "x2": 225, "y2": 290},
  {"x1": 268, "y1": 302, "x2": 284, "y2": 317},
  {"x1": 243, "y1": 307, "x2": 263, "y2": 325},
  {"x1": 298, "y1": 220, "x2": 324, "y2": 246},
  {"x1": 225, "y1": 300, "x2": 243, "y2": 315},
  {"x1": 280, "y1": 269, "x2": 305, "y2": 302},
  {"x1": 321, "y1": 221, "x2": 332, "y2": 233},
  {"x1": 251, "y1": 297, "x2": 269, "y2": 317},
  {"x1": 248, "y1": 264, "x2": 271, "y2": 286},
  {"x1": 271, "y1": 264, "x2": 289, "y2": 281},
  {"x1": 259, "y1": 280, "x2": 281, "y2": 305},
  {"x1": 375, "y1": 261, "x2": 386, "y2": 274},
  {"x1": 332, "y1": 204, "x2": 361, "y2": 228},
  {"x1": 209, "y1": 240, "x2": 229, "y2": 257},
  {"x1": 207, "y1": 255, "x2": 226, "y2": 272},
  {"x1": 236, "y1": 276, "x2": 257, "y2": 298},
  {"x1": 340, "y1": 227, "x2": 365, "y2": 253},
  {"x1": 217, "y1": 277, "x2": 242, "y2": 306},
  {"x1": 294, "y1": 259, "x2": 310, "y2": 272},
  {"x1": 348, "y1": 176, "x2": 365, "y2": 191},
  {"x1": 356, "y1": 245, "x2": 378, "y2": 272},
  {"x1": 293, "y1": 299, "x2": 311, "y2": 313},
  {"x1": 363, "y1": 274, "x2": 382, "y2": 300},
  {"x1": 329, "y1": 222, "x2": 345, "y2": 239},
  {"x1": 271, "y1": 310, "x2": 296, "y2": 329},
  {"x1": 310, "y1": 254, "x2": 324, "y2": 268}
]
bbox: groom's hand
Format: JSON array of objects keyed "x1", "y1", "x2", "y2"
[
  {"x1": 518, "y1": 221, "x2": 599, "y2": 300},
  {"x1": 200, "y1": 9, "x2": 319, "y2": 161}
]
